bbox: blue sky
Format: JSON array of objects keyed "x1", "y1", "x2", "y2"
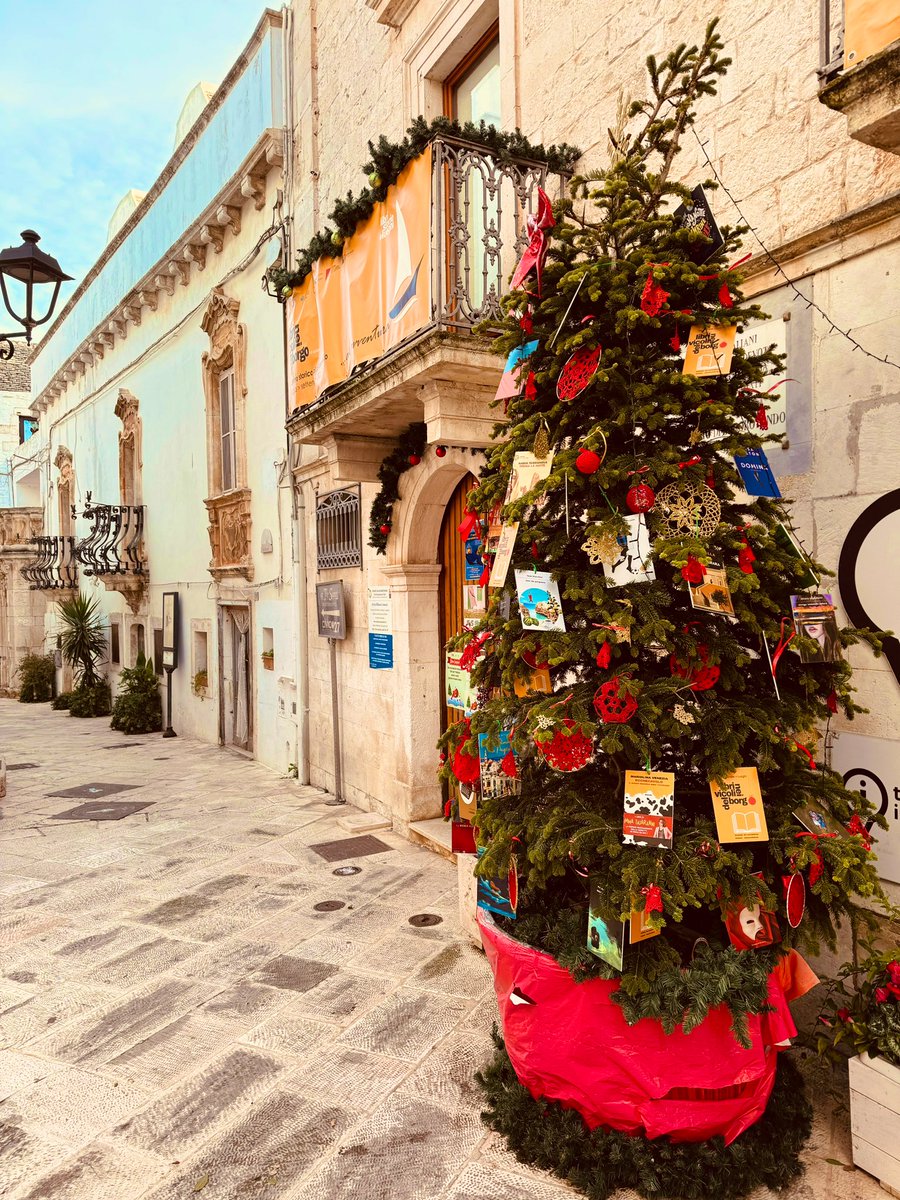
[{"x1": 0, "y1": 0, "x2": 266, "y2": 318}]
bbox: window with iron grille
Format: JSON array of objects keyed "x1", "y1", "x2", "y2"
[{"x1": 316, "y1": 486, "x2": 362, "y2": 570}]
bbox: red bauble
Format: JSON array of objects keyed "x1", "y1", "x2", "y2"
[
  {"x1": 595, "y1": 643, "x2": 612, "y2": 669},
  {"x1": 522, "y1": 648, "x2": 549, "y2": 671},
  {"x1": 408, "y1": 453, "x2": 421, "y2": 465},
  {"x1": 593, "y1": 677, "x2": 638, "y2": 723},
  {"x1": 575, "y1": 449, "x2": 601, "y2": 475},
  {"x1": 681, "y1": 556, "x2": 705, "y2": 584},
  {"x1": 452, "y1": 739, "x2": 481, "y2": 785},
  {"x1": 536, "y1": 719, "x2": 593, "y2": 772},
  {"x1": 626, "y1": 483, "x2": 655, "y2": 513},
  {"x1": 557, "y1": 345, "x2": 602, "y2": 401},
  {"x1": 738, "y1": 544, "x2": 756, "y2": 574},
  {"x1": 435, "y1": 445, "x2": 447, "y2": 458},
  {"x1": 669, "y1": 646, "x2": 720, "y2": 692},
  {"x1": 379, "y1": 523, "x2": 391, "y2": 535}
]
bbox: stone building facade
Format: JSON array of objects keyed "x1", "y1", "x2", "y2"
[
  {"x1": 14, "y1": 11, "x2": 298, "y2": 770},
  {"x1": 280, "y1": 0, "x2": 900, "y2": 873}
]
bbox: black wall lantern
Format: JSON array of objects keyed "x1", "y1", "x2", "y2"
[{"x1": 0, "y1": 229, "x2": 72, "y2": 360}]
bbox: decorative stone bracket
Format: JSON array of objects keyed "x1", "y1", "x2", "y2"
[{"x1": 205, "y1": 488, "x2": 253, "y2": 582}]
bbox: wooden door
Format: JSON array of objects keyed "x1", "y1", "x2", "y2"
[{"x1": 438, "y1": 472, "x2": 479, "y2": 734}]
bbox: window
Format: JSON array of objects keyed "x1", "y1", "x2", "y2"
[
  {"x1": 219, "y1": 371, "x2": 236, "y2": 493},
  {"x1": 131, "y1": 622, "x2": 145, "y2": 664},
  {"x1": 18, "y1": 415, "x2": 38, "y2": 443},
  {"x1": 110, "y1": 621, "x2": 121, "y2": 666},
  {"x1": 153, "y1": 628, "x2": 164, "y2": 676},
  {"x1": 444, "y1": 27, "x2": 500, "y2": 124},
  {"x1": 316, "y1": 486, "x2": 363, "y2": 570}
]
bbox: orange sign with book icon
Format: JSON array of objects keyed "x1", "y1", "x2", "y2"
[
  {"x1": 709, "y1": 767, "x2": 769, "y2": 843},
  {"x1": 287, "y1": 152, "x2": 433, "y2": 410}
]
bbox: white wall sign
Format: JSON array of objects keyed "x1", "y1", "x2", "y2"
[
  {"x1": 367, "y1": 585, "x2": 393, "y2": 669},
  {"x1": 735, "y1": 317, "x2": 788, "y2": 435},
  {"x1": 831, "y1": 730, "x2": 900, "y2": 885}
]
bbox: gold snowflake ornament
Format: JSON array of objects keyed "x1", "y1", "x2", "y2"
[
  {"x1": 655, "y1": 481, "x2": 721, "y2": 539},
  {"x1": 581, "y1": 526, "x2": 620, "y2": 565}
]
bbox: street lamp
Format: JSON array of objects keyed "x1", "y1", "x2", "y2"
[{"x1": 0, "y1": 229, "x2": 72, "y2": 360}]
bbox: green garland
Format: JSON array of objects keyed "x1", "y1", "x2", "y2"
[
  {"x1": 368, "y1": 423, "x2": 428, "y2": 554},
  {"x1": 268, "y1": 116, "x2": 581, "y2": 295},
  {"x1": 477, "y1": 1030, "x2": 813, "y2": 1200}
]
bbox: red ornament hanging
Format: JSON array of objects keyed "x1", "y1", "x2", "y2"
[
  {"x1": 738, "y1": 534, "x2": 756, "y2": 575},
  {"x1": 536, "y1": 719, "x2": 594, "y2": 772},
  {"x1": 500, "y1": 750, "x2": 518, "y2": 778},
  {"x1": 826, "y1": 690, "x2": 838, "y2": 714},
  {"x1": 452, "y1": 738, "x2": 480, "y2": 785},
  {"x1": 379, "y1": 523, "x2": 391, "y2": 536},
  {"x1": 681, "y1": 556, "x2": 705, "y2": 584},
  {"x1": 640, "y1": 271, "x2": 670, "y2": 318},
  {"x1": 458, "y1": 508, "x2": 478, "y2": 540},
  {"x1": 847, "y1": 813, "x2": 872, "y2": 852},
  {"x1": 755, "y1": 404, "x2": 769, "y2": 431},
  {"x1": 626, "y1": 483, "x2": 656, "y2": 513},
  {"x1": 593, "y1": 677, "x2": 638, "y2": 724},
  {"x1": 435, "y1": 445, "x2": 447, "y2": 458},
  {"x1": 525, "y1": 370, "x2": 538, "y2": 402},
  {"x1": 408, "y1": 453, "x2": 421, "y2": 465},
  {"x1": 557, "y1": 344, "x2": 602, "y2": 401},
  {"x1": 575, "y1": 448, "x2": 601, "y2": 475},
  {"x1": 670, "y1": 331, "x2": 682, "y2": 353},
  {"x1": 595, "y1": 642, "x2": 612, "y2": 669},
  {"x1": 670, "y1": 646, "x2": 720, "y2": 692},
  {"x1": 510, "y1": 186, "x2": 555, "y2": 296},
  {"x1": 531, "y1": 541, "x2": 539, "y2": 560},
  {"x1": 718, "y1": 281, "x2": 734, "y2": 309},
  {"x1": 641, "y1": 884, "x2": 664, "y2": 913},
  {"x1": 519, "y1": 309, "x2": 533, "y2": 334},
  {"x1": 522, "y1": 648, "x2": 549, "y2": 671}
]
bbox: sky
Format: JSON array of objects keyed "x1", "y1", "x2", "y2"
[{"x1": 0, "y1": 0, "x2": 267, "y2": 324}]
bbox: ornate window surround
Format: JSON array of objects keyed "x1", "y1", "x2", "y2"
[{"x1": 115, "y1": 388, "x2": 143, "y2": 506}]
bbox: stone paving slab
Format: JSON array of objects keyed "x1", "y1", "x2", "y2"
[{"x1": 0, "y1": 699, "x2": 887, "y2": 1200}]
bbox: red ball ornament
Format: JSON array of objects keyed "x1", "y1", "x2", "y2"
[
  {"x1": 595, "y1": 643, "x2": 612, "y2": 669},
  {"x1": 522, "y1": 648, "x2": 549, "y2": 671},
  {"x1": 452, "y1": 739, "x2": 481, "y2": 785},
  {"x1": 575, "y1": 448, "x2": 601, "y2": 475},
  {"x1": 669, "y1": 646, "x2": 719, "y2": 692},
  {"x1": 593, "y1": 677, "x2": 638, "y2": 724},
  {"x1": 408, "y1": 453, "x2": 421, "y2": 466},
  {"x1": 681, "y1": 556, "x2": 705, "y2": 585},
  {"x1": 536, "y1": 719, "x2": 593, "y2": 772},
  {"x1": 379, "y1": 523, "x2": 391, "y2": 535},
  {"x1": 626, "y1": 483, "x2": 655, "y2": 513},
  {"x1": 435, "y1": 445, "x2": 447, "y2": 458}
]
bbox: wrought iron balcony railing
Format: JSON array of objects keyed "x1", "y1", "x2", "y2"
[
  {"x1": 75, "y1": 493, "x2": 146, "y2": 577},
  {"x1": 22, "y1": 536, "x2": 78, "y2": 590},
  {"x1": 431, "y1": 135, "x2": 559, "y2": 333},
  {"x1": 818, "y1": 0, "x2": 845, "y2": 83}
]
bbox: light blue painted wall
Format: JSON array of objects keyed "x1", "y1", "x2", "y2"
[{"x1": 32, "y1": 24, "x2": 283, "y2": 395}]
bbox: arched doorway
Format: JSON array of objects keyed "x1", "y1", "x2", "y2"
[{"x1": 437, "y1": 472, "x2": 478, "y2": 751}]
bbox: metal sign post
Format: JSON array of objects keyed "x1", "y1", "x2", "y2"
[
  {"x1": 315, "y1": 582, "x2": 347, "y2": 804},
  {"x1": 161, "y1": 591, "x2": 179, "y2": 739}
]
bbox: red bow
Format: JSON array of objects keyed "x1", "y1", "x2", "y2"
[
  {"x1": 525, "y1": 370, "x2": 538, "y2": 402},
  {"x1": 641, "y1": 884, "x2": 663, "y2": 913},
  {"x1": 847, "y1": 813, "x2": 872, "y2": 852},
  {"x1": 678, "y1": 455, "x2": 702, "y2": 470},
  {"x1": 640, "y1": 268, "x2": 670, "y2": 318},
  {"x1": 510, "y1": 187, "x2": 555, "y2": 296},
  {"x1": 458, "y1": 509, "x2": 478, "y2": 541},
  {"x1": 459, "y1": 630, "x2": 491, "y2": 672},
  {"x1": 771, "y1": 618, "x2": 796, "y2": 676},
  {"x1": 795, "y1": 831, "x2": 837, "y2": 885},
  {"x1": 681, "y1": 556, "x2": 705, "y2": 584}
]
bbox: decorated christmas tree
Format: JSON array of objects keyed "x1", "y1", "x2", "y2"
[{"x1": 439, "y1": 22, "x2": 890, "y2": 1199}]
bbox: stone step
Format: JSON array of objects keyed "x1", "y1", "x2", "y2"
[{"x1": 408, "y1": 817, "x2": 456, "y2": 864}]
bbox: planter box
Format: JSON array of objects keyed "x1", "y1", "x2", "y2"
[
  {"x1": 849, "y1": 1052, "x2": 900, "y2": 1193},
  {"x1": 262, "y1": 657, "x2": 274, "y2": 671}
]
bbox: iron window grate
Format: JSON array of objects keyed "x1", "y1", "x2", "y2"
[{"x1": 316, "y1": 485, "x2": 362, "y2": 570}]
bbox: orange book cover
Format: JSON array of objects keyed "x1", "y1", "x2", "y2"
[
  {"x1": 683, "y1": 324, "x2": 736, "y2": 377},
  {"x1": 709, "y1": 767, "x2": 769, "y2": 843}
]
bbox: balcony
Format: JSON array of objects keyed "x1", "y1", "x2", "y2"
[
  {"x1": 287, "y1": 135, "x2": 564, "y2": 479},
  {"x1": 75, "y1": 494, "x2": 147, "y2": 611},
  {"x1": 819, "y1": 0, "x2": 900, "y2": 154},
  {"x1": 22, "y1": 537, "x2": 78, "y2": 590}
]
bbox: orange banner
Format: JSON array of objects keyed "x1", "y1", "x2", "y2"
[{"x1": 288, "y1": 151, "x2": 433, "y2": 410}]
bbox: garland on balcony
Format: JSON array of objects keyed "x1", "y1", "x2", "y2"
[
  {"x1": 368, "y1": 422, "x2": 428, "y2": 554},
  {"x1": 268, "y1": 116, "x2": 581, "y2": 296}
]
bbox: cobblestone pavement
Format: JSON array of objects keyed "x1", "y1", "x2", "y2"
[{"x1": 0, "y1": 700, "x2": 884, "y2": 1200}]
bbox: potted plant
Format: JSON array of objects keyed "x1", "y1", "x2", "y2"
[
  {"x1": 56, "y1": 592, "x2": 111, "y2": 717},
  {"x1": 192, "y1": 668, "x2": 209, "y2": 696},
  {"x1": 261, "y1": 649, "x2": 274, "y2": 671},
  {"x1": 817, "y1": 944, "x2": 900, "y2": 1191},
  {"x1": 110, "y1": 652, "x2": 162, "y2": 734}
]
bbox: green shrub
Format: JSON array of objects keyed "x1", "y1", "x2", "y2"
[
  {"x1": 51, "y1": 691, "x2": 74, "y2": 711},
  {"x1": 111, "y1": 652, "x2": 162, "y2": 734},
  {"x1": 17, "y1": 654, "x2": 55, "y2": 703},
  {"x1": 69, "y1": 681, "x2": 112, "y2": 718}
]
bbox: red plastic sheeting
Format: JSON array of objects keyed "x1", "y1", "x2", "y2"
[{"x1": 479, "y1": 913, "x2": 818, "y2": 1144}]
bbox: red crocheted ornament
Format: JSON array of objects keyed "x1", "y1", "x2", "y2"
[
  {"x1": 452, "y1": 739, "x2": 481, "y2": 785},
  {"x1": 626, "y1": 483, "x2": 655, "y2": 513},
  {"x1": 536, "y1": 719, "x2": 594, "y2": 772},
  {"x1": 575, "y1": 448, "x2": 601, "y2": 475},
  {"x1": 641, "y1": 883, "x2": 664, "y2": 913},
  {"x1": 669, "y1": 646, "x2": 720, "y2": 692},
  {"x1": 593, "y1": 677, "x2": 638, "y2": 723},
  {"x1": 640, "y1": 273, "x2": 670, "y2": 318},
  {"x1": 557, "y1": 345, "x2": 601, "y2": 401}
]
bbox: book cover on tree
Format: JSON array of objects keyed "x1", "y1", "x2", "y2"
[{"x1": 438, "y1": 20, "x2": 891, "y2": 1200}]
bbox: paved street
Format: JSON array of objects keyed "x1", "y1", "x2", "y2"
[{"x1": 0, "y1": 700, "x2": 885, "y2": 1200}]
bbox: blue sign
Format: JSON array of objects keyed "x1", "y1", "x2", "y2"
[
  {"x1": 368, "y1": 632, "x2": 394, "y2": 670},
  {"x1": 735, "y1": 447, "x2": 781, "y2": 498},
  {"x1": 464, "y1": 528, "x2": 484, "y2": 581}
]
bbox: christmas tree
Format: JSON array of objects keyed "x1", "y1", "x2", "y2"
[{"x1": 439, "y1": 21, "x2": 890, "y2": 1198}]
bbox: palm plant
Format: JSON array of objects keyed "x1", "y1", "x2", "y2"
[{"x1": 56, "y1": 592, "x2": 108, "y2": 687}]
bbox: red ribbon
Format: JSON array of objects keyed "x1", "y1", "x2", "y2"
[
  {"x1": 459, "y1": 630, "x2": 491, "y2": 671},
  {"x1": 755, "y1": 404, "x2": 769, "y2": 430},
  {"x1": 478, "y1": 561, "x2": 491, "y2": 587},
  {"x1": 641, "y1": 884, "x2": 663, "y2": 913},
  {"x1": 794, "y1": 831, "x2": 837, "y2": 885},
  {"x1": 847, "y1": 813, "x2": 872, "y2": 852},
  {"x1": 458, "y1": 509, "x2": 478, "y2": 541},
  {"x1": 678, "y1": 455, "x2": 702, "y2": 470},
  {"x1": 771, "y1": 618, "x2": 796, "y2": 676},
  {"x1": 525, "y1": 370, "x2": 537, "y2": 402}
]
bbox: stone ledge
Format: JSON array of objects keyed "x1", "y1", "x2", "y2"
[{"x1": 819, "y1": 39, "x2": 900, "y2": 155}]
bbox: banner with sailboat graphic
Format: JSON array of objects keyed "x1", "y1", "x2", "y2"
[{"x1": 287, "y1": 151, "x2": 433, "y2": 410}]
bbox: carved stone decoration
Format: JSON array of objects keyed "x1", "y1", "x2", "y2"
[
  {"x1": 241, "y1": 171, "x2": 266, "y2": 210},
  {"x1": 216, "y1": 204, "x2": 241, "y2": 236},
  {"x1": 205, "y1": 489, "x2": 253, "y2": 581},
  {"x1": 0, "y1": 508, "x2": 43, "y2": 547},
  {"x1": 155, "y1": 272, "x2": 176, "y2": 297},
  {"x1": 115, "y1": 389, "x2": 143, "y2": 507},
  {"x1": 184, "y1": 243, "x2": 207, "y2": 271},
  {"x1": 200, "y1": 224, "x2": 225, "y2": 253}
]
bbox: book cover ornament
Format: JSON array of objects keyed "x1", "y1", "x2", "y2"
[
  {"x1": 683, "y1": 324, "x2": 736, "y2": 377},
  {"x1": 710, "y1": 768, "x2": 769, "y2": 843},
  {"x1": 515, "y1": 570, "x2": 566, "y2": 632},
  {"x1": 587, "y1": 879, "x2": 624, "y2": 970},
  {"x1": 791, "y1": 593, "x2": 842, "y2": 663},
  {"x1": 476, "y1": 848, "x2": 518, "y2": 919},
  {"x1": 674, "y1": 184, "x2": 724, "y2": 263},
  {"x1": 734, "y1": 447, "x2": 781, "y2": 498},
  {"x1": 622, "y1": 770, "x2": 675, "y2": 849},
  {"x1": 688, "y1": 563, "x2": 735, "y2": 617},
  {"x1": 478, "y1": 732, "x2": 519, "y2": 799},
  {"x1": 494, "y1": 340, "x2": 538, "y2": 401},
  {"x1": 602, "y1": 514, "x2": 656, "y2": 587}
]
